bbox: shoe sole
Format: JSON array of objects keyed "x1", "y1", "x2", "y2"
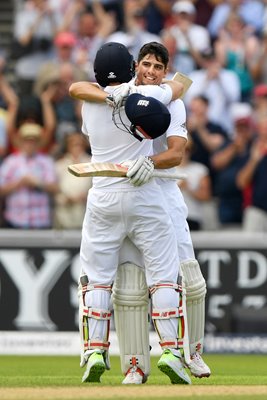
[
  {"x1": 82, "y1": 362, "x2": 106, "y2": 383},
  {"x1": 158, "y1": 362, "x2": 191, "y2": 384},
  {"x1": 191, "y1": 372, "x2": 211, "y2": 378}
]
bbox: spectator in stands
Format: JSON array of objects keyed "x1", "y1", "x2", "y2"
[
  {"x1": 12, "y1": 0, "x2": 63, "y2": 95},
  {"x1": 211, "y1": 102, "x2": 255, "y2": 227},
  {"x1": 72, "y1": 9, "x2": 116, "y2": 80},
  {"x1": 144, "y1": 0, "x2": 175, "y2": 35},
  {"x1": 194, "y1": 0, "x2": 216, "y2": 27},
  {"x1": 177, "y1": 136, "x2": 212, "y2": 230},
  {"x1": 208, "y1": 0, "x2": 265, "y2": 40},
  {"x1": 167, "y1": 0, "x2": 211, "y2": 75},
  {"x1": 6, "y1": 89, "x2": 56, "y2": 154},
  {"x1": 184, "y1": 47, "x2": 241, "y2": 133},
  {"x1": 236, "y1": 114, "x2": 267, "y2": 232},
  {"x1": 34, "y1": 62, "x2": 82, "y2": 155},
  {"x1": 250, "y1": 29, "x2": 267, "y2": 85},
  {"x1": 0, "y1": 123, "x2": 58, "y2": 229},
  {"x1": 107, "y1": 5, "x2": 161, "y2": 59},
  {"x1": 34, "y1": 31, "x2": 88, "y2": 97},
  {"x1": 0, "y1": 63, "x2": 18, "y2": 161},
  {"x1": 252, "y1": 84, "x2": 267, "y2": 120},
  {"x1": 214, "y1": 11, "x2": 260, "y2": 103},
  {"x1": 187, "y1": 94, "x2": 229, "y2": 191},
  {"x1": 54, "y1": 132, "x2": 92, "y2": 229},
  {"x1": 186, "y1": 94, "x2": 229, "y2": 229}
]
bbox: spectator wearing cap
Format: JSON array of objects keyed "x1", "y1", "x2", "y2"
[
  {"x1": 0, "y1": 123, "x2": 58, "y2": 229},
  {"x1": 237, "y1": 113, "x2": 267, "y2": 231},
  {"x1": 211, "y1": 102, "x2": 255, "y2": 227},
  {"x1": 166, "y1": 0, "x2": 211, "y2": 75},
  {"x1": 184, "y1": 47, "x2": 241, "y2": 134}
]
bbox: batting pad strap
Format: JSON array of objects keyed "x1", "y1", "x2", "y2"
[
  {"x1": 159, "y1": 338, "x2": 184, "y2": 350},
  {"x1": 82, "y1": 284, "x2": 112, "y2": 295},
  {"x1": 83, "y1": 306, "x2": 111, "y2": 320},
  {"x1": 84, "y1": 340, "x2": 110, "y2": 351},
  {"x1": 152, "y1": 307, "x2": 181, "y2": 319},
  {"x1": 149, "y1": 282, "x2": 180, "y2": 295}
]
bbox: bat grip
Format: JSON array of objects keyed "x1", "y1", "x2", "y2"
[{"x1": 152, "y1": 171, "x2": 187, "y2": 180}]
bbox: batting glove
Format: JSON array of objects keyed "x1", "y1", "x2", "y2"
[
  {"x1": 125, "y1": 155, "x2": 155, "y2": 186},
  {"x1": 112, "y1": 83, "x2": 130, "y2": 108}
]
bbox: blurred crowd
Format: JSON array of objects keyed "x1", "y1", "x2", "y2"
[{"x1": 0, "y1": 0, "x2": 267, "y2": 232}]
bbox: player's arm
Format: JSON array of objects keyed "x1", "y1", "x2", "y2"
[
  {"x1": 126, "y1": 100, "x2": 188, "y2": 186},
  {"x1": 69, "y1": 80, "x2": 183, "y2": 103},
  {"x1": 150, "y1": 135, "x2": 187, "y2": 169},
  {"x1": 149, "y1": 99, "x2": 188, "y2": 169},
  {"x1": 69, "y1": 81, "x2": 107, "y2": 102}
]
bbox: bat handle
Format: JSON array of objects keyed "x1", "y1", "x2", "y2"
[{"x1": 152, "y1": 171, "x2": 187, "y2": 180}]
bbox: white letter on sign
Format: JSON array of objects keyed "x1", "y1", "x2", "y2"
[{"x1": 0, "y1": 250, "x2": 71, "y2": 330}]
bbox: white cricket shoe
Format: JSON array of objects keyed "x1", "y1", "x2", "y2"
[
  {"x1": 122, "y1": 366, "x2": 145, "y2": 384},
  {"x1": 158, "y1": 349, "x2": 191, "y2": 384},
  {"x1": 188, "y1": 352, "x2": 211, "y2": 378}
]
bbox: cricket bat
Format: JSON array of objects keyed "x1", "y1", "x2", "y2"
[
  {"x1": 172, "y1": 71, "x2": 193, "y2": 98},
  {"x1": 68, "y1": 162, "x2": 186, "y2": 180}
]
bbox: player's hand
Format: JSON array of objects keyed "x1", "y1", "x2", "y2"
[
  {"x1": 123, "y1": 155, "x2": 155, "y2": 186},
  {"x1": 112, "y1": 83, "x2": 130, "y2": 108}
]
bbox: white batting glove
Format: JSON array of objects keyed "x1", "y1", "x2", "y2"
[
  {"x1": 124, "y1": 155, "x2": 155, "y2": 186},
  {"x1": 112, "y1": 83, "x2": 131, "y2": 108}
]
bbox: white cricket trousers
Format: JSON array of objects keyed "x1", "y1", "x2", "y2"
[
  {"x1": 118, "y1": 181, "x2": 195, "y2": 267},
  {"x1": 80, "y1": 183, "x2": 179, "y2": 287}
]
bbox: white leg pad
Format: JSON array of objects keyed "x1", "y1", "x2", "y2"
[
  {"x1": 78, "y1": 273, "x2": 112, "y2": 369},
  {"x1": 150, "y1": 283, "x2": 190, "y2": 363},
  {"x1": 181, "y1": 260, "x2": 207, "y2": 355},
  {"x1": 112, "y1": 263, "x2": 150, "y2": 377}
]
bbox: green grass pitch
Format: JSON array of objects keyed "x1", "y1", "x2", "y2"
[{"x1": 0, "y1": 354, "x2": 267, "y2": 400}]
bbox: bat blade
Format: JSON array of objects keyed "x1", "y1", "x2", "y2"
[
  {"x1": 68, "y1": 162, "x2": 128, "y2": 177},
  {"x1": 172, "y1": 71, "x2": 193, "y2": 98},
  {"x1": 68, "y1": 162, "x2": 187, "y2": 180}
]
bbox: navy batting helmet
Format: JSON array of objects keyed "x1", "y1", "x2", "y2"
[
  {"x1": 94, "y1": 42, "x2": 135, "y2": 87},
  {"x1": 123, "y1": 93, "x2": 171, "y2": 140}
]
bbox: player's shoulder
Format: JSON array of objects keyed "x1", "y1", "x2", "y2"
[{"x1": 168, "y1": 98, "x2": 186, "y2": 111}]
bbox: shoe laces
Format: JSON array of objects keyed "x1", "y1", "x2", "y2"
[
  {"x1": 191, "y1": 352, "x2": 205, "y2": 366},
  {"x1": 126, "y1": 366, "x2": 144, "y2": 377}
]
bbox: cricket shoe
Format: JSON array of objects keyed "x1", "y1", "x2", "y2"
[
  {"x1": 157, "y1": 349, "x2": 191, "y2": 384},
  {"x1": 82, "y1": 350, "x2": 106, "y2": 383},
  {"x1": 188, "y1": 352, "x2": 211, "y2": 378},
  {"x1": 122, "y1": 366, "x2": 146, "y2": 384}
]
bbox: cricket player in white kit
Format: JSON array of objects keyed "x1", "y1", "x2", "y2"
[
  {"x1": 71, "y1": 42, "x2": 211, "y2": 384},
  {"x1": 70, "y1": 42, "x2": 191, "y2": 385}
]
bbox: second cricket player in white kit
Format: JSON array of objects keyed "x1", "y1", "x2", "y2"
[
  {"x1": 75, "y1": 42, "x2": 191, "y2": 385},
  {"x1": 76, "y1": 42, "x2": 211, "y2": 382}
]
